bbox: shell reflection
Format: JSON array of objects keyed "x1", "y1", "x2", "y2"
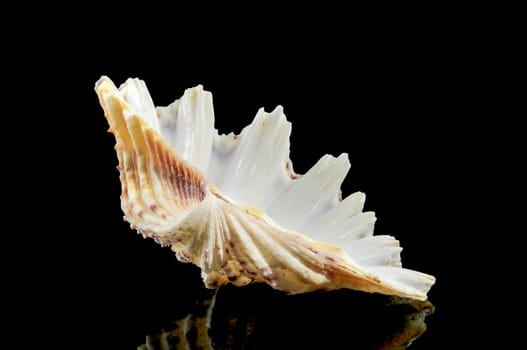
[{"x1": 138, "y1": 285, "x2": 434, "y2": 350}]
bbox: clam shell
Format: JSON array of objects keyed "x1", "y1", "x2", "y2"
[{"x1": 95, "y1": 76, "x2": 435, "y2": 300}]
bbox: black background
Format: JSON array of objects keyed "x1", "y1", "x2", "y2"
[{"x1": 14, "y1": 9, "x2": 505, "y2": 349}]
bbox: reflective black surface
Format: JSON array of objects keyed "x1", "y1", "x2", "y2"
[{"x1": 137, "y1": 283, "x2": 433, "y2": 350}]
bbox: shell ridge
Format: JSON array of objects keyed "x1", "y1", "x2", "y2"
[
  {"x1": 97, "y1": 81, "x2": 160, "y2": 228},
  {"x1": 96, "y1": 79, "x2": 209, "y2": 244}
]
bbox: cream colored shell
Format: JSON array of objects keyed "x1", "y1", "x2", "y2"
[{"x1": 95, "y1": 76, "x2": 435, "y2": 300}]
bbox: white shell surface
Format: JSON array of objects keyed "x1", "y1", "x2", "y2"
[{"x1": 95, "y1": 76, "x2": 435, "y2": 300}]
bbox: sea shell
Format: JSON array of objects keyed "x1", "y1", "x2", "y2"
[{"x1": 95, "y1": 76, "x2": 435, "y2": 300}]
